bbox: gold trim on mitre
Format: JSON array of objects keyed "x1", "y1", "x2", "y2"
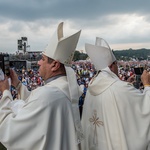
[{"x1": 43, "y1": 22, "x2": 81, "y2": 66}]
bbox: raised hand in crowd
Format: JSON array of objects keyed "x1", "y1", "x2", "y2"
[
  {"x1": 9, "y1": 69, "x2": 20, "y2": 88},
  {"x1": 0, "y1": 77, "x2": 9, "y2": 93},
  {"x1": 141, "y1": 70, "x2": 150, "y2": 86},
  {"x1": 126, "y1": 74, "x2": 136, "y2": 84}
]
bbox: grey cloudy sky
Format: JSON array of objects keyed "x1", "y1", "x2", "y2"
[{"x1": 0, "y1": 0, "x2": 150, "y2": 53}]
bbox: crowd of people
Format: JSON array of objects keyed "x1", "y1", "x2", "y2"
[
  {"x1": 1, "y1": 60, "x2": 147, "y2": 101},
  {"x1": 0, "y1": 60, "x2": 148, "y2": 107}
]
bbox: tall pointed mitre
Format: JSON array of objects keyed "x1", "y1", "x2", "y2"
[
  {"x1": 43, "y1": 22, "x2": 84, "y2": 144},
  {"x1": 85, "y1": 37, "x2": 116, "y2": 70},
  {"x1": 42, "y1": 22, "x2": 81, "y2": 66}
]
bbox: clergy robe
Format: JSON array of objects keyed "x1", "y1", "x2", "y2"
[
  {"x1": 81, "y1": 67, "x2": 150, "y2": 150},
  {"x1": 0, "y1": 76, "x2": 79, "y2": 150}
]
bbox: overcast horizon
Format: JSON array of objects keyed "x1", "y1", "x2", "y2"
[{"x1": 0, "y1": 0, "x2": 150, "y2": 54}]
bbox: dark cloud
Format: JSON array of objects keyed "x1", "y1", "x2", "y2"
[
  {"x1": 0, "y1": 0, "x2": 150, "y2": 22},
  {"x1": 0, "y1": 0, "x2": 150, "y2": 53}
]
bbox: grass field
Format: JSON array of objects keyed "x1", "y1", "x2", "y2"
[{"x1": 0, "y1": 143, "x2": 6, "y2": 150}]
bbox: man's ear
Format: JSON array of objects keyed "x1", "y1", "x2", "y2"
[
  {"x1": 109, "y1": 63, "x2": 115, "y2": 72},
  {"x1": 51, "y1": 61, "x2": 60, "y2": 72}
]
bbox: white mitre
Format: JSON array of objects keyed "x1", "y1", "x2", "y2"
[
  {"x1": 43, "y1": 22, "x2": 84, "y2": 144},
  {"x1": 43, "y1": 22, "x2": 81, "y2": 66},
  {"x1": 85, "y1": 37, "x2": 116, "y2": 70}
]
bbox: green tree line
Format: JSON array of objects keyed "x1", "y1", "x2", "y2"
[
  {"x1": 73, "y1": 48, "x2": 150, "y2": 61},
  {"x1": 113, "y1": 48, "x2": 150, "y2": 61}
]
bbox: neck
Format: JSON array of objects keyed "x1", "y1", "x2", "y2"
[
  {"x1": 44, "y1": 74, "x2": 66, "y2": 84},
  {"x1": 44, "y1": 73, "x2": 66, "y2": 81}
]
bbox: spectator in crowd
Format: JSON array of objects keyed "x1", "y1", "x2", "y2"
[
  {"x1": 72, "y1": 61, "x2": 97, "y2": 118},
  {"x1": 78, "y1": 93, "x2": 85, "y2": 118},
  {"x1": 81, "y1": 37, "x2": 150, "y2": 150},
  {"x1": 0, "y1": 22, "x2": 83, "y2": 150}
]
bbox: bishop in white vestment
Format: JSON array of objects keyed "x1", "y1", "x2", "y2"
[
  {"x1": 81, "y1": 37, "x2": 150, "y2": 150},
  {"x1": 0, "y1": 22, "x2": 83, "y2": 150}
]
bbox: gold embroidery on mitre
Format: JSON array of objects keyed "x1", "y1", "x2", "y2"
[{"x1": 64, "y1": 52, "x2": 74, "y2": 65}]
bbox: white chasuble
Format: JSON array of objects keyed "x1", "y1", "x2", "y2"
[
  {"x1": 81, "y1": 67, "x2": 150, "y2": 150},
  {"x1": 0, "y1": 76, "x2": 79, "y2": 150}
]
